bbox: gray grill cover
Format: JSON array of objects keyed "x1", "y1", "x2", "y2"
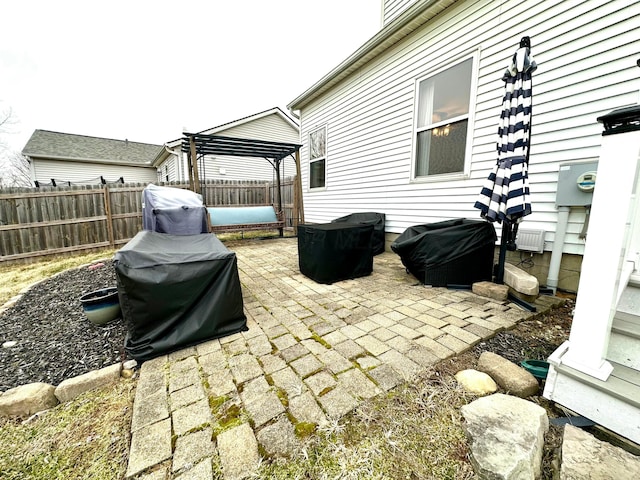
[
  {"x1": 114, "y1": 231, "x2": 246, "y2": 361},
  {"x1": 142, "y1": 184, "x2": 208, "y2": 235}
]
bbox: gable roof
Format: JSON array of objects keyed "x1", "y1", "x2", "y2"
[
  {"x1": 288, "y1": 0, "x2": 456, "y2": 111},
  {"x1": 199, "y1": 106, "x2": 299, "y2": 136},
  {"x1": 164, "y1": 107, "x2": 299, "y2": 149},
  {"x1": 22, "y1": 130, "x2": 163, "y2": 166}
]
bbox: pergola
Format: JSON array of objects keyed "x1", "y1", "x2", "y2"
[{"x1": 181, "y1": 133, "x2": 304, "y2": 228}]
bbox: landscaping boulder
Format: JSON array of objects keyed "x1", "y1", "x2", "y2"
[
  {"x1": 561, "y1": 425, "x2": 640, "y2": 479},
  {"x1": 461, "y1": 393, "x2": 548, "y2": 480},
  {"x1": 0, "y1": 382, "x2": 58, "y2": 417},
  {"x1": 55, "y1": 363, "x2": 122, "y2": 403},
  {"x1": 478, "y1": 351, "x2": 539, "y2": 397},
  {"x1": 455, "y1": 369, "x2": 498, "y2": 395}
]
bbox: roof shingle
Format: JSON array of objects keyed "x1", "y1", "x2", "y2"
[{"x1": 22, "y1": 130, "x2": 162, "y2": 165}]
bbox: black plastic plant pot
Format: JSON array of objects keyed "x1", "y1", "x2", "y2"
[{"x1": 79, "y1": 287, "x2": 121, "y2": 326}]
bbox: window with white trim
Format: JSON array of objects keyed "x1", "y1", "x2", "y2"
[
  {"x1": 414, "y1": 58, "x2": 473, "y2": 177},
  {"x1": 309, "y1": 126, "x2": 326, "y2": 189}
]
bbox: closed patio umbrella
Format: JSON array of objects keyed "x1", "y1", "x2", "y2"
[{"x1": 474, "y1": 36, "x2": 537, "y2": 284}]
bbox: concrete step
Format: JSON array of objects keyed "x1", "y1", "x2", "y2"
[
  {"x1": 610, "y1": 285, "x2": 640, "y2": 370},
  {"x1": 615, "y1": 284, "x2": 640, "y2": 325},
  {"x1": 608, "y1": 319, "x2": 640, "y2": 370}
]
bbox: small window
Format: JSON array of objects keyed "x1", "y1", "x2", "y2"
[
  {"x1": 309, "y1": 126, "x2": 326, "y2": 189},
  {"x1": 414, "y1": 58, "x2": 473, "y2": 177}
]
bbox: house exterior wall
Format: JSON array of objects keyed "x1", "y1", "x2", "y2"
[
  {"x1": 158, "y1": 111, "x2": 300, "y2": 182},
  {"x1": 157, "y1": 156, "x2": 180, "y2": 183},
  {"x1": 199, "y1": 155, "x2": 296, "y2": 182},
  {"x1": 218, "y1": 112, "x2": 299, "y2": 144},
  {"x1": 382, "y1": 0, "x2": 419, "y2": 25},
  {"x1": 31, "y1": 158, "x2": 158, "y2": 184},
  {"x1": 296, "y1": 0, "x2": 640, "y2": 257}
]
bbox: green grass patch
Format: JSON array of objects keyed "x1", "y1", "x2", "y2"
[
  {"x1": 0, "y1": 380, "x2": 134, "y2": 480},
  {"x1": 256, "y1": 372, "x2": 477, "y2": 479},
  {"x1": 0, "y1": 249, "x2": 117, "y2": 306}
]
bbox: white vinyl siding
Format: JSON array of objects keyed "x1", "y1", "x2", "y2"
[
  {"x1": 32, "y1": 159, "x2": 157, "y2": 184},
  {"x1": 383, "y1": 0, "x2": 419, "y2": 26},
  {"x1": 297, "y1": 0, "x2": 640, "y2": 256},
  {"x1": 195, "y1": 111, "x2": 299, "y2": 181},
  {"x1": 217, "y1": 112, "x2": 299, "y2": 144},
  {"x1": 198, "y1": 155, "x2": 296, "y2": 182},
  {"x1": 156, "y1": 156, "x2": 180, "y2": 182}
]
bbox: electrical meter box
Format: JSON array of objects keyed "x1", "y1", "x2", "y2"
[{"x1": 556, "y1": 161, "x2": 598, "y2": 207}]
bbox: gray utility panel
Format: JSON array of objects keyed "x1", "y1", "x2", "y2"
[{"x1": 556, "y1": 161, "x2": 598, "y2": 207}]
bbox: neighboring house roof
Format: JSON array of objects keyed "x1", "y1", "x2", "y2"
[
  {"x1": 197, "y1": 106, "x2": 299, "y2": 137},
  {"x1": 22, "y1": 130, "x2": 163, "y2": 166},
  {"x1": 288, "y1": 0, "x2": 456, "y2": 111}
]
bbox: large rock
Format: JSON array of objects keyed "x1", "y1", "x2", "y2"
[
  {"x1": 561, "y1": 425, "x2": 640, "y2": 479},
  {"x1": 455, "y1": 369, "x2": 498, "y2": 395},
  {"x1": 478, "y1": 351, "x2": 540, "y2": 398},
  {"x1": 0, "y1": 382, "x2": 59, "y2": 417},
  {"x1": 461, "y1": 393, "x2": 549, "y2": 480},
  {"x1": 55, "y1": 363, "x2": 122, "y2": 403},
  {"x1": 472, "y1": 282, "x2": 509, "y2": 301},
  {"x1": 504, "y1": 263, "x2": 539, "y2": 296}
]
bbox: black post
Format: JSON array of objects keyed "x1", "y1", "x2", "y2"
[
  {"x1": 496, "y1": 222, "x2": 510, "y2": 284},
  {"x1": 275, "y1": 158, "x2": 283, "y2": 237}
]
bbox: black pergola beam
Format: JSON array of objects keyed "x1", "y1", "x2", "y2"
[{"x1": 181, "y1": 134, "x2": 301, "y2": 161}]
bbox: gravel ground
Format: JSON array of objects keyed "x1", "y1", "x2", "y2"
[{"x1": 0, "y1": 261, "x2": 127, "y2": 391}]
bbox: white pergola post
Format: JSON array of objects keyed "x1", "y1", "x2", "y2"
[{"x1": 560, "y1": 127, "x2": 640, "y2": 380}]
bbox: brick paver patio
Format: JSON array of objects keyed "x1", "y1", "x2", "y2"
[{"x1": 126, "y1": 237, "x2": 548, "y2": 479}]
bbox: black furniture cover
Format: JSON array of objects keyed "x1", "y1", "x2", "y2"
[
  {"x1": 331, "y1": 212, "x2": 386, "y2": 255},
  {"x1": 298, "y1": 223, "x2": 374, "y2": 284},
  {"x1": 114, "y1": 231, "x2": 247, "y2": 361},
  {"x1": 391, "y1": 219, "x2": 496, "y2": 287}
]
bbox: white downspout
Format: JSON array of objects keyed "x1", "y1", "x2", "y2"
[{"x1": 546, "y1": 206, "x2": 570, "y2": 293}]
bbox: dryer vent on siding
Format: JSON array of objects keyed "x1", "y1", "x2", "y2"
[{"x1": 516, "y1": 229, "x2": 546, "y2": 253}]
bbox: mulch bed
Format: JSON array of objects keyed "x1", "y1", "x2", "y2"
[{"x1": 0, "y1": 261, "x2": 127, "y2": 391}]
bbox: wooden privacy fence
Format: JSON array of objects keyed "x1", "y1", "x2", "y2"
[{"x1": 0, "y1": 178, "x2": 296, "y2": 263}]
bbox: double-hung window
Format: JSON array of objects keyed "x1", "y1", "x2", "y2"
[
  {"x1": 414, "y1": 57, "x2": 473, "y2": 178},
  {"x1": 309, "y1": 126, "x2": 326, "y2": 189}
]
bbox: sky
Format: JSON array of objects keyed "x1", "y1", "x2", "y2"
[{"x1": 0, "y1": 0, "x2": 381, "y2": 156}]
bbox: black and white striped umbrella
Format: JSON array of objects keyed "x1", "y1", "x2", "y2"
[
  {"x1": 474, "y1": 37, "x2": 537, "y2": 285},
  {"x1": 474, "y1": 38, "x2": 537, "y2": 224}
]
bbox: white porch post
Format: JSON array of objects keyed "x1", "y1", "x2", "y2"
[{"x1": 560, "y1": 123, "x2": 640, "y2": 380}]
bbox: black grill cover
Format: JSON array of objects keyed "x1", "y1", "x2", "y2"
[
  {"x1": 114, "y1": 231, "x2": 247, "y2": 362},
  {"x1": 331, "y1": 212, "x2": 386, "y2": 255},
  {"x1": 298, "y1": 223, "x2": 374, "y2": 284},
  {"x1": 391, "y1": 219, "x2": 496, "y2": 287}
]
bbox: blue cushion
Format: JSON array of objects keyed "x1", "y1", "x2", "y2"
[{"x1": 208, "y1": 206, "x2": 278, "y2": 226}]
